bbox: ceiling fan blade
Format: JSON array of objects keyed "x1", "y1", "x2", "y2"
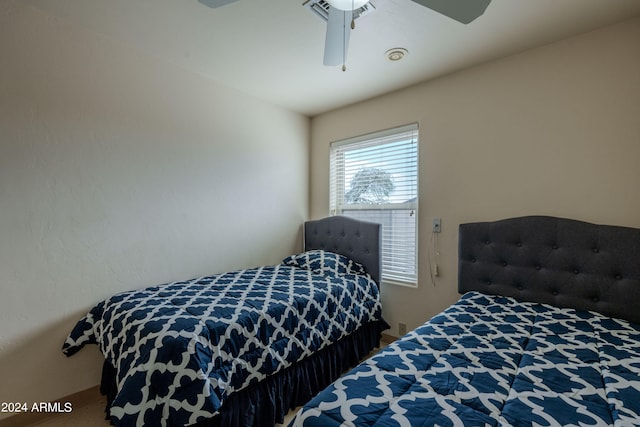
[
  {"x1": 198, "y1": 0, "x2": 240, "y2": 8},
  {"x1": 323, "y1": 6, "x2": 352, "y2": 66},
  {"x1": 411, "y1": 0, "x2": 491, "y2": 24}
]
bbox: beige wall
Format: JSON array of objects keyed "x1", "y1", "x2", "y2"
[
  {"x1": 0, "y1": 0, "x2": 308, "y2": 413},
  {"x1": 310, "y1": 17, "x2": 640, "y2": 337}
]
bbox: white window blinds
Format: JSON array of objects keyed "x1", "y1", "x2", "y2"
[{"x1": 330, "y1": 123, "x2": 418, "y2": 286}]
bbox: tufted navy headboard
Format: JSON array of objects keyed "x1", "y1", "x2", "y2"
[
  {"x1": 459, "y1": 216, "x2": 640, "y2": 324},
  {"x1": 304, "y1": 216, "x2": 381, "y2": 285}
]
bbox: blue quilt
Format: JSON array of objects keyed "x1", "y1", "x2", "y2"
[
  {"x1": 63, "y1": 251, "x2": 383, "y2": 427},
  {"x1": 289, "y1": 291, "x2": 640, "y2": 427}
]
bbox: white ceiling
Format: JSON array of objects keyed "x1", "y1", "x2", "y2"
[{"x1": 23, "y1": 0, "x2": 640, "y2": 116}]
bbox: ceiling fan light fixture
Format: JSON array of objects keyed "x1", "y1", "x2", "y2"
[{"x1": 326, "y1": 0, "x2": 368, "y2": 11}]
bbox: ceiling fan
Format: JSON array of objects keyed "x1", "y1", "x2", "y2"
[{"x1": 198, "y1": 0, "x2": 491, "y2": 69}]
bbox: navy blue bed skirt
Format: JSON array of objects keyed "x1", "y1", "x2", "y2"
[{"x1": 100, "y1": 319, "x2": 388, "y2": 427}]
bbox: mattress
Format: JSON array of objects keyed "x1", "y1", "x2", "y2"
[
  {"x1": 289, "y1": 291, "x2": 640, "y2": 426},
  {"x1": 63, "y1": 250, "x2": 383, "y2": 427}
]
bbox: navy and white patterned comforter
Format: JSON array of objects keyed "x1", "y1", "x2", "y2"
[
  {"x1": 63, "y1": 251, "x2": 383, "y2": 427},
  {"x1": 289, "y1": 291, "x2": 640, "y2": 426}
]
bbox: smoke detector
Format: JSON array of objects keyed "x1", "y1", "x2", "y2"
[{"x1": 385, "y1": 48, "x2": 408, "y2": 62}]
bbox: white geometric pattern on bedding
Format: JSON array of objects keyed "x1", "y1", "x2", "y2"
[
  {"x1": 289, "y1": 291, "x2": 640, "y2": 427},
  {"x1": 64, "y1": 254, "x2": 383, "y2": 427}
]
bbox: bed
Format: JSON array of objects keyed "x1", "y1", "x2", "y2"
[
  {"x1": 288, "y1": 215, "x2": 640, "y2": 426},
  {"x1": 62, "y1": 216, "x2": 389, "y2": 427}
]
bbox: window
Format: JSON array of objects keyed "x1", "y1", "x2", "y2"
[{"x1": 330, "y1": 123, "x2": 418, "y2": 287}]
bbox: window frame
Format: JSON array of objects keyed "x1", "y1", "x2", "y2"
[{"x1": 329, "y1": 123, "x2": 419, "y2": 287}]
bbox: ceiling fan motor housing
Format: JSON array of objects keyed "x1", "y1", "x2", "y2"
[{"x1": 326, "y1": 0, "x2": 369, "y2": 11}]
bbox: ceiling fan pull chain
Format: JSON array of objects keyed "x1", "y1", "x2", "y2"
[
  {"x1": 343, "y1": 0, "x2": 353, "y2": 71},
  {"x1": 351, "y1": 0, "x2": 355, "y2": 29},
  {"x1": 343, "y1": 6, "x2": 348, "y2": 72}
]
